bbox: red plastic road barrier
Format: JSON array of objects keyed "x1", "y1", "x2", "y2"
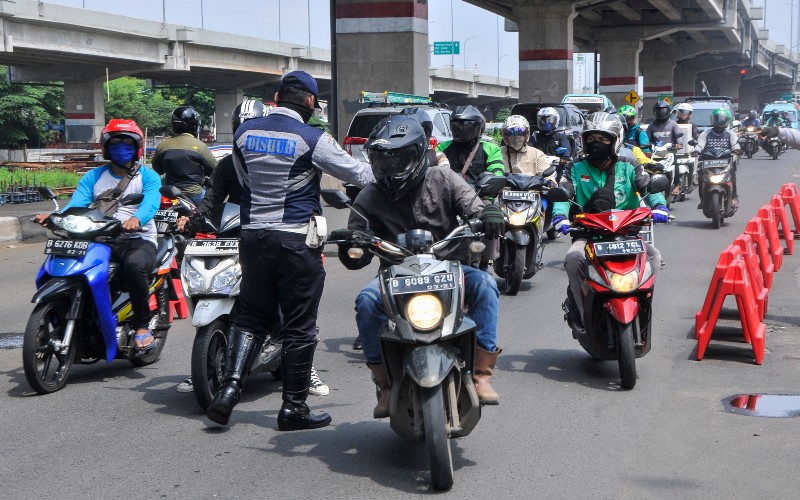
[
  {"x1": 745, "y1": 217, "x2": 774, "y2": 288},
  {"x1": 695, "y1": 246, "x2": 766, "y2": 365},
  {"x1": 169, "y1": 257, "x2": 189, "y2": 320},
  {"x1": 695, "y1": 245, "x2": 750, "y2": 342},
  {"x1": 770, "y1": 195, "x2": 794, "y2": 254},
  {"x1": 780, "y1": 183, "x2": 800, "y2": 234},
  {"x1": 757, "y1": 204, "x2": 783, "y2": 272},
  {"x1": 733, "y1": 234, "x2": 768, "y2": 320}
]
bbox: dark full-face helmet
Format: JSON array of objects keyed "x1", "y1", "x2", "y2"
[
  {"x1": 450, "y1": 105, "x2": 485, "y2": 143},
  {"x1": 232, "y1": 99, "x2": 267, "y2": 133},
  {"x1": 653, "y1": 99, "x2": 671, "y2": 121},
  {"x1": 171, "y1": 106, "x2": 201, "y2": 136},
  {"x1": 748, "y1": 110, "x2": 757, "y2": 119},
  {"x1": 710, "y1": 107, "x2": 732, "y2": 130},
  {"x1": 365, "y1": 115, "x2": 429, "y2": 201}
]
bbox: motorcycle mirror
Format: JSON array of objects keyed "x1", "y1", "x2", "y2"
[
  {"x1": 688, "y1": 139, "x2": 698, "y2": 147},
  {"x1": 321, "y1": 189, "x2": 351, "y2": 209},
  {"x1": 120, "y1": 193, "x2": 145, "y2": 206},
  {"x1": 546, "y1": 187, "x2": 571, "y2": 202},
  {"x1": 475, "y1": 173, "x2": 507, "y2": 197},
  {"x1": 732, "y1": 120, "x2": 741, "y2": 128},
  {"x1": 38, "y1": 186, "x2": 57, "y2": 200},
  {"x1": 541, "y1": 164, "x2": 557, "y2": 178},
  {"x1": 160, "y1": 185, "x2": 182, "y2": 199},
  {"x1": 647, "y1": 174, "x2": 670, "y2": 194}
]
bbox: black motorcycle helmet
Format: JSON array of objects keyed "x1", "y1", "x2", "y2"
[
  {"x1": 748, "y1": 110, "x2": 757, "y2": 119},
  {"x1": 365, "y1": 115, "x2": 428, "y2": 201},
  {"x1": 399, "y1": 107, "x2": 434, "y2": 143},
  {"x1": 450, "y1": 105, "x2": 485, "y2": 143},
  {"x1": 171, "y1": 106, "x2": 201, "y2": 136},
  {"x1": 653, "y1": 99, "x2": 671, "y2": 121},
  {"x1": 232, "y1": 99, "x2": 267, "y2": 134}
]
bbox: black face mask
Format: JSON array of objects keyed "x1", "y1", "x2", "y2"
[
  {"x1": 585, "y1": 141, "x2": 614, "y2": 163},
  {"x1": 282, "y1": 101, "x2": 314, "y2": 123}
]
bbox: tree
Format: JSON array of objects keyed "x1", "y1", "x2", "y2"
[
  {"x1": 0, "y1": 66, "x2": 64, "y2": 148},
  {"x1": 104, "y1": 77, "x2": 175, "y2": 135},
  {"x1": 159, "y1": 86, "x2": 216, "y2": 129}
]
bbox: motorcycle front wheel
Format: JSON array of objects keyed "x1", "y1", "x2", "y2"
[
  {"x1": 615, "y1": 320, "x2": 636, "y2": 390},
  {"x1": 773, "y1": 147, "x2": 779, "y2": 160},
  {"x1": 23, "y1": 300, "x2": 75, "y2": 394},
  {"x1": 502, "y1": 244, "x2": 525, "y2": 295},
  {"x1": 709, "y1": 192, "x2": 722, "y2": 229},
  {"x1": 422, "y1": 384, "x2": 453, "y2": 491},
  {"x1": 191, "y1": 318, "x2": 230, "y2": 410}
]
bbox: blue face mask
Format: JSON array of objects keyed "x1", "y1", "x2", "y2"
[{"x1": 107, "y1": 142, "x2": 137, "y2": 167}]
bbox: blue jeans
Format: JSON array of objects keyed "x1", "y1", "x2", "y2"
[
  {"x1": 355, "y1": 266, "x2": 499, "y2": 365},
  {"x1": 189, "y1": 187, "x2": 206, "y2": 206}
]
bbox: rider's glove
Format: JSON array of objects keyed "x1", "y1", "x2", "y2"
[
  {"x1": 479, "y1": 204, "x2": 504, "y2": 240},
  {"x1": 652, "y1": 205, "x2": 670, "y2": 224},
  {"x1": 761, "y1": 126, "x2": 779, "y2": 138},
  {"x1": 553, "y1": 215, "x2": 571, "y2": 235}
]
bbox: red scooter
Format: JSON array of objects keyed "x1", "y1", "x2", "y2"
[{"x1": 549, "y1": 177, "x2": 667, "y2": 389}]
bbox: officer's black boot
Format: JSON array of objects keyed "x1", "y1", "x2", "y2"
[
  {"x1": 277, "y1": 342, "x2": 332, "y2": 431},
  {"x1": 207, "y1": 327, "x2": 258, "y2": 425}
]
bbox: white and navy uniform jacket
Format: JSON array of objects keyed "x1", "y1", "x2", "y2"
[
  {"x1": 695, "y1": 128, "x2": 742, "y2": 154},
  {"x1": 233, "y1": 107, "x2": 374, "y2": 231}
]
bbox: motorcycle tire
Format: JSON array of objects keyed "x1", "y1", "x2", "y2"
[
  {"x1": 615, "y1": 320, "x2": 636, "y2": 390},
  {"x1": 503, "y1": 244, "x2": 525, "y2": 296},
  {"x1": 422, "y1": 384, "x2": 454, "y2": 491},
  {"x1": 710, "y1": 192, "x2": 722, "y2": 229},
  {"x1": 191, "y1": 318, "x2": 230, "y2": 410},
  {"x1": 129, "y1": 320, "x2": 169, "y2": 368},
  {"x1": 747, "y1": 145, "x2": 753, "y2": 159},
  {"x1": 546, "y1": 227, "x2": 557, "y2": 241},
  {"x1": 525, "y1": 233, "x2": 544, "y2": 279},
  {"x1": 773, "y1": 149, "x2": 779, "y2": 160},
  {"x1": 23, "y1": 300, "x2": 75, "y2": 394},
  {"x1": 680, "y1": 174, "x2": 690, "y2": 200}
]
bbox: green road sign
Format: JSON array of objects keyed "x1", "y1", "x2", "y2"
[
  {"x1": 433, "y1": 41, "x2": 460, "y2": 55},
  {"x1": 657, "y1": 93, "x2": 674, "y2": 105}
]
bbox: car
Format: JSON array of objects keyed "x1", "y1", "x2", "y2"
[
  {"x1": 343, "y1": 92, "x2": 452, "y2": 164},
  {"x1": 510, "y1": 102, "x2": 585, "y2": 154},
  {"x1": 761, "y1": 101, "x2": 799, "y2": 129},
  {"x1": 671, "y1": 96, "x2": 738, "y2": 133},
  {"x1": 561, "y1": 93, "x2": 614, "y2": 114}
]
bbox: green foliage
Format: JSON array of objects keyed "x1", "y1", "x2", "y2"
[
  {"x1": 495, "y1": 108, "x2": 511, "y2": 122},
  {"x1": 488, "y1": 128, "x2": 504, "y2": 145},
  {"x1": 309, "y1": 117, "x2": 332, "y2": 135},
  {"x1": 0, "y1": 67, "x2": 64, "y2": 148},
  {"x1": 0, "y1": 167, "x2": 80, "y2": 188},
  {"x1": 104, "y1": 78, "x2": 176, "y2": 136},
  {"x1": 159, "y1": 86, "x2": 216, "y2": 129}
]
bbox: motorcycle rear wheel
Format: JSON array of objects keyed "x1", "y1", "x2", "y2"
[
  {"x1": 773, "y1": 148, "x2": 779, "y2": 160},
  {"x1": 23, "y1": 300, "x2": 75, "y2": 394},
  {"x1": 615, "y1": 320, "x2": 637, "y2": 390},
  {"x1": 191, "y1": 318, "x2": 230, "y2": 410},
  {"x1": 710, "y1": 192, "x2": 722, "y2": 229},
  {"x1": 503, "y1": 244, "x2": 525, "y2": 295},
  {"x1": 422, "y1": 384, "x2": 454, "y2": 491}
]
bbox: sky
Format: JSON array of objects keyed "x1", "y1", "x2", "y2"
[{"x1": 47, "y1": 0, "x2": 793, "y2": 84}]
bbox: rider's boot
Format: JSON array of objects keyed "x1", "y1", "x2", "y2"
[
  {"x1": 474, "y1": 346, "x2": 501, "y2": 405},
  {"x1": 368, "y1": 363, "x2": 391, "y2": 419},
  {"x1": 277, "y1": 342, "x2": 332, "y2": 431},
  {"x1": 207, "y1": 327, "x2": 258, "y2": 425}
]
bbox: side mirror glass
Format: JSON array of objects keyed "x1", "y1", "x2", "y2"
[
  {"x1": 475, "y1": 173, "x2": 507, "y2": 197},
  {"x1": 321, "y1": 189, "x2": 352, "y2": 209},
  {"x1": 688, "y1": 139, "x2": 698, "y2": 147},
  {"x1": 648, "y1": 174, "x2": 670, "y2": 194},
  {"x1": 160, "y1": 185, "x2": 182, "y2": 199},
  {"x1": 38, "y1": 186, "x2": 57, "y2": 200},
  {"x1": 541, "y1": 164, "x2": 557, "y2": 178},
  {"x1": 546, "y1": 187, "x2": 571, "y2": 202},
  {"x1": 120, "y1": 193, "x2": 145, "y2": 206}
]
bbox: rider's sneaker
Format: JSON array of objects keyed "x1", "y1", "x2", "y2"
[
  {"x1": 308, "y1": 367, "x2": 329, "y2": 396},
  {"x1": 731, "y1": 196, "x2": 740, "y2": 207},
  {"x1": 176, "y1": 377, "x2": 193, "y2": 393}
]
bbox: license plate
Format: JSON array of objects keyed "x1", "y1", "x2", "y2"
[
  {"x1": 593, "y1": 240, "x2": 645, "y2": 257},
  {"x1": 154, "y1": 210, "x2": 178, "y2": 223},
  {"x1": 44, "y1": 238, "x2": 90, "y2": 257},
  {"x1": 389, "y1": 273, "x2": 456, "y2": 295},
  {"x1": 185, "y1": 238, "x2": 239, "y2": 254},
  {"x1": 703, "y1": 159, "x2": 728, "y2": 166},
  {"x1": 503, "y1": 191, "x2": 537, "y2": 201}
]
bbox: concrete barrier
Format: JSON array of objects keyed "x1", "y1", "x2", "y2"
[{"x1": 0, "y1": 217, "x2": 23, "y2": 243}]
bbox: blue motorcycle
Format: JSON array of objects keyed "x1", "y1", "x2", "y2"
[{"x1": 22, "y1": 188, "x2": 179, "y2": 394}]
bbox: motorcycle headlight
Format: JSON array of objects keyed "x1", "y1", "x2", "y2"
[
  {"x1": 608, "y1": 270, "x2": 639, "y2": 292},
  {"x1": 708, "y1": 174, "x2": 725, "y2": 183},
  {"x1": 182, "y1": 265, "x2": 205, "y2": 295},
  {"x1": 747, "y1": 126, "x2": 755, "y2": 132},
  {"x1": 405, "y1": 293, "x2": 444, "y2": 331},
  {"x1": 61, "y1": 215, "x2": 105, "y2": 233},
  {"x1": 508, "y1": 211, "x2": 527, "y2": 226},
  {"x1": 209, "y1": 263, "x2": 242, "y2": 294}
]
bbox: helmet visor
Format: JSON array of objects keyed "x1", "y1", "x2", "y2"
[
  {"x1": 537, "y1": 115, "x2": 558, "y2": 132},
  {"x1": 711, "y1": 113, "x2": 730, "y2": 128},
  {"x1": 368, "y1": 145, "x2": 420, "y2": 180},
  {"x1": 503, "y1": 126, "x2": 528, "y2": 137},
  {"x1": 450, "y1": 120, "x2": 481, "y2": 142},
  {"x1": 654, "y1": 107, "x2": 670, "y2": 120}
]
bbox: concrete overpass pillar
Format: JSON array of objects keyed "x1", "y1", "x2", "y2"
[
  {"x1": 702, "y1": 77, "x2": 740, "y2": 111},
  {"x1": 738, "y1": 80, "x2": 761, "y2": 113},
  {"x1": 639, "y1": 42, "x2": 675, "y2": 120},
  {"x1": 64, "y1": 80, "x2": 105, "y2": 143},
  {"x1": 515, "y1": 3, "x2": 576, "y2": 102},
  {"x1": 597, "y1": 38, "x2": 642, "y2": 110},
  {"x1": 334, "y1": 0, "x2": 429, "y2": 140},
  {"x1": 673, "y1": 65, "x2": 697, "y2": 101},
  {"x1": 215, "y1": 89, "x2": 243, "y2": 144}
]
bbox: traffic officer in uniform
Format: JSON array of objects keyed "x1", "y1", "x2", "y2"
[{"x1": 206, "y1": 71, "x2": 374, "y2": 431}]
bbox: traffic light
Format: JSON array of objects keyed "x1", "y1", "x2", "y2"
[{"x1": 740, "y1": 68, "x2": 747, "y2": 82}]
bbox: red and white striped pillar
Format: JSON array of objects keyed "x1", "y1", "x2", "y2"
[
  {"x1": 516, "y1": 4, "x2": 576, "y2": 102},
  {"x1": 597, "y1": 39, "x2": 642, "y2": 111},
  {"x1": 640, "y1": 45, "x2": 675, "y2": 119},
  {"x1": 64, "y1": 80, "x2": 105, "y2": 144},
  {"x1": 334, "y1": 0, "x2": 429, "y2": 139}
]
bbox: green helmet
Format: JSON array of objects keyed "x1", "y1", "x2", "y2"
[
  {"x1": 710, "y1": 107, "x2": 731, "y2": 129},
  {"x1": 618, "y1": 105, "x2": 636, "y2": 118}
]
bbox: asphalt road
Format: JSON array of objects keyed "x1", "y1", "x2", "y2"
[{"x1": 2, "y1": 149, "x2": 800, "y2": 498}]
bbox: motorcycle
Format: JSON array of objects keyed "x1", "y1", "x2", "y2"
[
  {"x1": 764, "y1": 134, "x2": 783, "y2": 160},
  {"x1": 550, "y1": 173, "x2": 669, "y2": 390},
  {"x1": 650, "y1": 143, "x2": 676, "y2": 203},
  {"x1": 697, "y1": 147, "x2": 738, "y2": 229},
  {"x1": 23, "y1": 187, "x2": 178, "y2": 394},
  {"x1": 180, "y1": 203, "x2": 283, "y2": 410},
  {"x1": 493, "y1": 164, "x2": 557, "y2": 295},
  {"x1": 738, "y1": 126, "x2": 760, "y2": 159},
  {"x1": 544, "y1": 155, "x2": 562, "y2": 240},
  {"x1": 322, "y1": 174, "x2": 506, "y2": 491},
  {"x1": 671, "y1": 139, "x2": 698, "y2": 202}
]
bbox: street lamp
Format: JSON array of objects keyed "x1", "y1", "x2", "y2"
[
  {"x1": 200, "y1": 0, "x2": 204, "y2": 29},
  {"x1": 498, "y1": 53, "x2": 511, "y2": 79},
  {"x1": 463, "y1": 35, "x2": 478, "y2": 71}
]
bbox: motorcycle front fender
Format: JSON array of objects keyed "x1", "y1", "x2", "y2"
[
  {"x1": 403, "y1": 344, "x2": 458, "y2": 388},
  {"x1": 605, "y1": 296, "x2": 640, "y2": 324},
  {"x1": 191, "y1": 297, "x2": 236, "y2": 327},
  {"x1": 510, "y1": 228, "x2": 531, "y2": 246},
  {"x1": 32, "y1": 277, "x2": 80, "y2": 304}
]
